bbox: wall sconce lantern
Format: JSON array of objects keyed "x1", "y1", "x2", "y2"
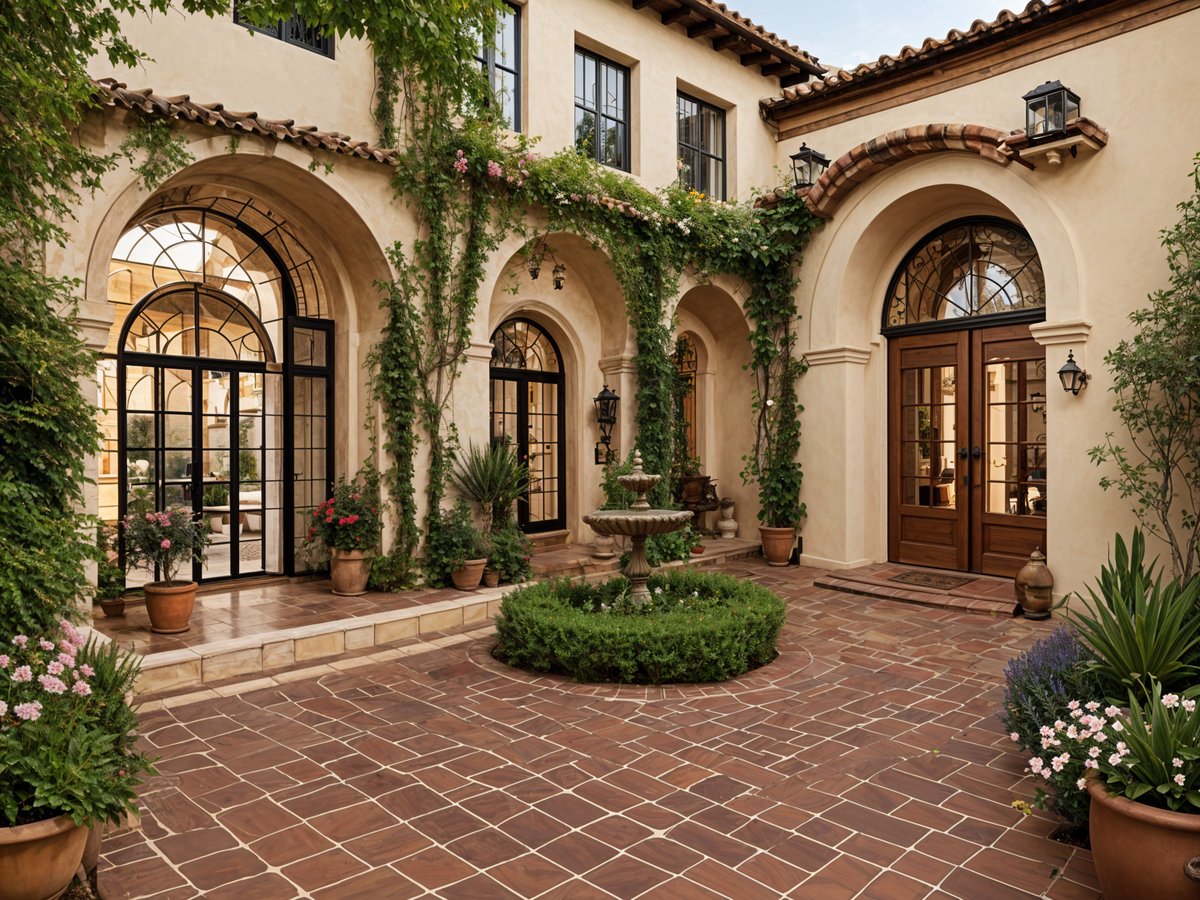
[
  {"x1": 1023, "y1": 80, "x2": 1081, "y2": 142},
  {"x1": 1057, "y1": 350, "x2": 1089, "y2": 395},
  {"x1": 790, "y1": 143, "x2": 830, "y2": 189},
  {"x1": 593, "y1": 384, "x2": 619, "y2": 464},
  {"x1": 526, "y1": 237, "x2": 566, "y2": 290}
]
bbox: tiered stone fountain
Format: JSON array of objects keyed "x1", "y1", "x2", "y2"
[{"x1": 582, "y1": 450, "x2": 693, "y2": 602}]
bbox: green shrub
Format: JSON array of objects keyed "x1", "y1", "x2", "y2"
[
  {"x1": 488, "y1": 521, "x2": 532, "y2": 583},
  {"x1": 425, "y1": 500, "x2": 489, "y2": 587},
  {"x1": 1070, "y1": 530, "x2": 1200, "y2": 702},
  {"x1": 450, "y1": 440, "x2": 529, "y2": 531},
  {"x1": 494, "y1": 570, "x2": 785, "y2": 684}
]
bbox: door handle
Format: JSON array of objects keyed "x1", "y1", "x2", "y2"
[
  {"x1": 972, "y1": 446, "x2": 982, "y2": 459},
  {"x1": 958, "y1": 447, "x2": 969, "y2": 460}
]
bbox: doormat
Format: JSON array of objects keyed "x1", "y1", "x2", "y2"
[{"x1": 888, "y1": 571, "x2": 977, "y2": 591}]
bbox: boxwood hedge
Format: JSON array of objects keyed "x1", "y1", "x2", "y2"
[{"x1": 493, "y1": 569, "x2": 786, "y2": 684}]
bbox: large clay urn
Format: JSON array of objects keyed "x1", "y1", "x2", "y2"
[
  {"x1": 1014, "y1": 549, "x2": 1054, "y2": 619},
  {"x1": 1087, "y1": 773, "x2": 1200, "y2": 900},
  {"x1": 329, "y1": 548, "x2": 370, "y2": 596},
  {"x1": 759, "y1": 526, "x2": 796, "y2": 567},
  {"x1": 142, "y1": 581, "x2": 197, "y2": 634},
  {"x1": 0, "y1": 814, "x2": 88, "y2": 900}
]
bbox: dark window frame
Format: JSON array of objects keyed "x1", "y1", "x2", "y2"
[
  {"x1": 233, "y1": 3, "x2": 334, "y2": 58},
  {"x1": 475, "y1": 2, "x2": 521, "y2": 132},
  {"x1": 574, "y1": 47, "x2": 631, "y2": 172},
  {"x1": 676, "y1": 92, "x2": 726, "y2": 200}
]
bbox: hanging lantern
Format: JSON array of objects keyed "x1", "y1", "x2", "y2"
[
  {"x1": 1057, "y1": 350, "x2": 1089, "y2": 395},
  {"x1": 1023, "y1": 81, "x2": 1081, "y2": 141},
  {"x1": 790, "y1": 143, "x2": 830, "y2": 188},
  {"x1": 552, "y1": 262, "x2": 566, "y2": 291}
]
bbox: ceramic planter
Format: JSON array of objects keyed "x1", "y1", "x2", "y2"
[
  {"x1": 759, "y1": 526, "x2": 795, "y2": 567},
  {"x1": 330, "y1": 549, "x2": 371, "y2": 596},
  {"x1": 1014, "y1": 549, "x2": 1054, "y2": 619},
  {"x1": 98, "y1": 597, "x2": 125, "y2": 618},
  {"x1": 143, "y1": 581, "x2": 197, "y2": 634},
  {"x1": 0, "y1": 813, "x2": 88, "y2": 900},
  {"x1": 483, "y1": 569, "x2": 501, "y2": 588},
  {"x1": 1087, "y1": 773, "x2": 1200, "y2": 900},
  {"x1": 451, "y1": 558, "x2": 487, "y2": 591}
]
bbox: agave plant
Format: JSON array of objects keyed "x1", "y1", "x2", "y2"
[
  {"x1": 450, "y1": 440, "x2": 530, "y2": 532},
  {"x1": 1070, "y1": 530, "x2": 1200, "y2": 702}
]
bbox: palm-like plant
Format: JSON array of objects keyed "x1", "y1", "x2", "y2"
[
  {"x1": 450, "y1": 441, "x2": 530, "y2": 532},
  {"x1": 1070, "y1": 530, "x2": 1200, "y2": 702}
]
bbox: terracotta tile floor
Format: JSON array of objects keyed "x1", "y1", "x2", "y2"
[{"x1": 98, "y1": 561, "x2": 1098, "y2": 899}]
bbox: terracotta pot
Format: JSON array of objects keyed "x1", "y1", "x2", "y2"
[
  {"x1": 483, "y1": 569, "x2": 500, "y2": 588},
  {"x1": 0, "y1": 813, "x2": 88, "y2": 900},
  {"x1": 451, "y1": 558, "x2": 487, "y2": 591},
  {"x1": 1087, "y1": 772, "x2": 1200, "y2": 900},
  {"x1": 690, "y1": 544, "x2": 705, "y2": 555},
  {"x1": 759, "y1": 526, "x2": 796, "y2": 567},
  {"x1": 98, "y1": 597, "x2": 125, "y2": 618},
  {"x1": 142, "y1": 581, "x2": 197, "y2": 634},
  {"x1": 330, "y1": 549, "x2": 371, "y2": 597}
]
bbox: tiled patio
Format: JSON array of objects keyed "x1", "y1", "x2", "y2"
[{"x1": 98, "y1": 560, "x2": 1097, "y2": 899}]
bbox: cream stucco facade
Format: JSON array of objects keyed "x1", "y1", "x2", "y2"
[{"x1": 58, "y1": 0, "x2": 1200, "y2": 595}]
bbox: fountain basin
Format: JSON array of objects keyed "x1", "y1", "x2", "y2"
[{"x1": 583, "y1": 509, "x2": 693, "y2": 537}]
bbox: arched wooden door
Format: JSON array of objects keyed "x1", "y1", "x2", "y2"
[
  {"x1": 489, "y1": 318, "x2": 567, "y2": 533},
  {"x1": 885, "y1": 218, "x2": 1048, "y2": 577}
]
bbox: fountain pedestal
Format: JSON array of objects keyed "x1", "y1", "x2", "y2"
[{"x1": 582, "y1": 450, "x2": 693, "y2": 601}]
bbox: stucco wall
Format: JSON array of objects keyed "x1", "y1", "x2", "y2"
[{"x1": 781, "y1": 8, "x2": 1200, "y2": 594}]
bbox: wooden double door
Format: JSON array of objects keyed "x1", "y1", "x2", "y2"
[{"x1": 888, "y1": 323, "x2": 1047, "y2": 577}]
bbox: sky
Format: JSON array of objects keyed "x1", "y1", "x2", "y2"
[{"x1": 726, "y1": 0, "x2": 1015, "y2": 69}]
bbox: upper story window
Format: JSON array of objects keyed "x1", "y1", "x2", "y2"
[
  {"x1": 475, "y1": 3, "x2": 520, "y2": 131},
  {"x1": 574, "y1": 48, "x2": 630, "y2": 172},
  {"x1": 233, "y1": 2, "x2": 333, "y2": 58},
  {"x1": 677, "y1": 93, "x2": 725, "y2": 200}
]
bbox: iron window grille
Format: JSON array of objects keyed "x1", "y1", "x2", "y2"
[
  {"x1": 574, "y1": 48, "x2": 630, "y2": 172},
  {"x1": 233, "y1": 2, "x2": 333, "y2": 58},
  {"x1": 475, "y1": 3, "x2": 520, "y2": 131},
  {"x1": 676, "y1": 93, "x2": 726, "y2": 200}
]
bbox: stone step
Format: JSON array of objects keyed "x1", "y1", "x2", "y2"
[{"x1": 814, "y1": 573, "x2": 1020, "y2": 617}]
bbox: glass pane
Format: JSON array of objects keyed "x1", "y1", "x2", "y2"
[
  {"x1": 163, "y1": 413, "x2": 191, "y2": 449},
  {"x1": 700, "y1": 105, "x2": 722, "y2": 153},
  {"x1": 292, "y1": 327, "x2": 327, "y2": 367},
  {"x1": 574, "y1": 108, "x2": 595, "y2": 157}
]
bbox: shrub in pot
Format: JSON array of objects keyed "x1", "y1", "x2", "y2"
[
  {"x1": 121, "y1": 507, "x2": 209, "y2": 633},
  {"x1": 95, "y1": 525, "x2": 126, "y2": 618},
  {"x1": 426, "y1": 501, "x2": 489, "y2": 590},
  {"x1": 306, "y1": 474, "x2": 383, "y2": 596},
  {"x1": 1, "y1": 622, "x2": 154, "y2": 899},
  {"x1": 450, "y1": 440, "x2": 530, "y2": 534},
  {"x1": 487, "y1": 521, "x2": 533, "y2": 585}
]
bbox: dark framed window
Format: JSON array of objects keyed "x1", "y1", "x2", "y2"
[
  {"x1": 574, "y1": 48, "x2": 630, "y2": 171},
  {"x1": 677, "y1": 93, "x2": 725, "y2": 199},
  {"x1": 233, "y1": 2, "x2": 333, "y2": 58},
  {"x1": 475, "y1": 3, "x2": 520, "y2": 131}
]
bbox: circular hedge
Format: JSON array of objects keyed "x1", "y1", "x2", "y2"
[{"x1": 493, "y1": 569, "x2": 786, "y2": 684}]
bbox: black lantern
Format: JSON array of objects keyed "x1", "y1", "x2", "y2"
[
  {"x1": 527, "y1": 252, "x2": 541, "y2": 280},
  {"x1": 790, "y1": 143, "x2": 830, "y2": 188},
  {"x1": 552, "y1": 262, "x2": 566, "y2": 291},
  {"x1": 1057, "y1": 350, "x2": 1088, "y2": 395},
  {"x1": 1023, "y1": 81, "x2": 1081, "y2": 141},
  {"x1": 526, "y1": 236, "x2": 565, "y2": 289},
  {"x1": 594, "y1": 384, "x2": 619, "y2": 465}
]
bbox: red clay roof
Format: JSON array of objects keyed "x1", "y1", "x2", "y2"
[
  {"x1": 760, "y1": 0, "x2": 1102, "y2": 113},
  {"x1": 94, "y1": 77, "x2": 399, "y2": 165}
]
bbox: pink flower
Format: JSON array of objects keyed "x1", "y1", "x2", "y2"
[
  {"x1": 78, "y1": 664, "x2": 94, "y2": 677},
  {"x1": 38, "y1": 674, "x2": 67, "y2": 694},
  {"x1": 1163, "y1": 694, "x2": 1181, "y2": 709},
  {"x1": 160, "y1": 539, "x2": 171, "y2": 549},
  {"x1": 0, "y1": 654, "x2": 8, "y2": 669},
  {"x1": 39, "y1": 639, "x2": 54, "y2": 651},
  {"x1": 11, "y1": 665, "x2": 32, "y2": 683},
  {"x1": 0, "y1": 700, "x2": 6, "y2": 717},
  {"x1": 455, "y1": 148, "x2": 464, "y2": 158},
  {"x1": 1175, "y1": 773, "x2": 1186, "y2": 786},
  {"x1": 145, "y1": 513, "x2": 155, "y2": 522},
  {"x1": 1076, "y1": 777, "x2": 1087, "y2": 790},
  {"x1": 58, "y1": 653, "x2": 75, "y2": 669},
  {"x1": 1009, "y1": 732, "x2": 1020, "y2": 742},
  {"x1": 453, "y1": 158, "x2": 469, "y2": 174},
  {"x1": 46, "y1": 660, "x2": 64, "y2": 676},
  {"x1": 72, "y1": 681, "x2": 91, "y2": 697},
  {"x1": 487, "y1": 160, "x2": 502, "y2": 178},
  {"x1": 1174, "y1": 757, "x2": 1185, "y2": 768},
  {"x1": 14, "y1": 702, "x2": 41, "y2": 721}
]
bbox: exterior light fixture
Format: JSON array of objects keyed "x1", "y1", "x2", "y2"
[
  {"x1": 593, "y1": 384, "x2": 619, "y2": 465},
  {"x1": 790, "y1": 143, "x2": 830, "y2": 189},
  {"x1": 1023, "y1": 81, "x2": 1081, "y2": 142},
  {"x1": 526, "y1": 236, "x2": 565, "y2": 289},
  {"x1": 1057, "y1": 350, "x2": 1088, "y2": 395}
]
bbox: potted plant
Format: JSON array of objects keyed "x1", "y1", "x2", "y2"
[
  {"x1": 306, "y1": 475, "x2": 382, "y2": 596},
  {"x1": 1024, "y1": 684, "x2": 1200, "y2": 900},
  {"x1": 742, "y1": 379, "x2": 805, "y2": 566},
  {"x1": 121, "y1": 507, "x2": 209, "y2": 633},
  {"x1": 450, "y1": 440, "x2": 530, "y2": 534},
  {"x1": 95, "y1": 525, "x2": 126, "y2": 618},
  {"x1": 426, "y1": 501, "x2": 489, "y2": 591},
  {"x1": 0, "y1": 621, "x2": 155, "y2": 899},
  {"x1": 487, "y1": 521, "x2": 533, "y2": 586}
]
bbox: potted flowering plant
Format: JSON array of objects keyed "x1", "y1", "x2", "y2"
[
  {"x1": 122, "y1": 507, "x2": 209, "y2": 633},
  {"x1": 1023, "y1": 682, "x2": 1200, "y2": 899},
  {"x1": 306, "y1": 476, "x2": 382, "y2": 596},
  {"x1": 0, "y1": 621, "x2": 154, "y2": 899}
]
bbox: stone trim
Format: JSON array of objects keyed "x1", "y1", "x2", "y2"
[{"x1": 803, "y1": 346, "x2": 872, "y2": 367}]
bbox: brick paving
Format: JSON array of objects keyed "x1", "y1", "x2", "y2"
[{"x1": 98, "y1": 560, "x2": 1098, "y2": 899}]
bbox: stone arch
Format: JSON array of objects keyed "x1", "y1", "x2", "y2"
[{"x1": 805, "y1": 124, "x2": 1013, "y2": 219}]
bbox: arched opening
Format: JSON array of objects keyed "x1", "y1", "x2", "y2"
[
  {"x1": 102, "y1": 192, "x2": 333, "y2": 585},
  {"x1": 489, "y1": 317, "x2": 567, "y2": 533},
  {"x1": 884, "y1": 217, "x2": 1047, "y2": 576}
]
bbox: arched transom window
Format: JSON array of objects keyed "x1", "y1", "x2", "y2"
[{"x1": 884, "y1": 218, "x2": 1044, "y2": 331}]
